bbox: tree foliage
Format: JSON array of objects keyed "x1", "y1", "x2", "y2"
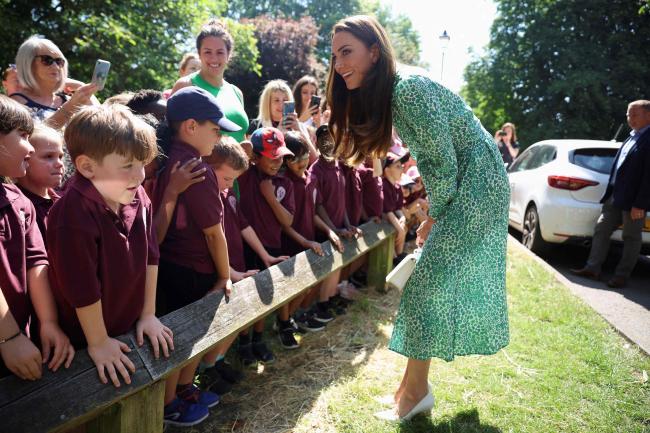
[
  {"x1": 226, "y1": 15, "x2": 322, "y2": 114},
  {"x1": 0, "y1": 0, "x2": 259, "y2": 97},
  {"x1": 461, "y1": 0, "x2": 650, "y2": 147}
]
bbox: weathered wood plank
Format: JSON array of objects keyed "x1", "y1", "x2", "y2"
[
  {"x1": 0, "y1": 221, "x2": 395, "y2": 433},
  {"x1": 86, "y1": 379, "x2": 165, "y2": 433},
  {"x1": 0, "y1": 336, "x2": 154, "y2": 433},
  {"x1": 367, "y1": 233, "x2": 395, "y2": 293},
  {"x1": 137, "y1": 220, "x2": 395, "y2": 380}
]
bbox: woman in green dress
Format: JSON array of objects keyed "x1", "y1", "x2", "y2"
[{"x1": 327, "y1": 15, "x2": 510, "y2": 421}]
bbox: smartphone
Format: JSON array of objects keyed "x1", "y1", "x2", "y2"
[
  {"x1": 310, "y1": 95, "x2": 321, "y2": 109},
  {"x1": 282, "y1": 101, "x2": 295, "y2": 127},
  {"x1": 91, "y1": 59, "x2": 111, "y2": 91}
]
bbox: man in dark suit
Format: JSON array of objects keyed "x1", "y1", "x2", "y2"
[{"x1": 572, "y1": 100, "x2": 650, "y2": 287}]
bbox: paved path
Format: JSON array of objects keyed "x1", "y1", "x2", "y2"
[{"x1": 508, "y1": 233, "x2": 650, "y2": 355}]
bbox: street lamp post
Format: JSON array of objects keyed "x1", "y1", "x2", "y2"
[{"x1": 439, "y1": 30, "x2": 450, "y2": 82}]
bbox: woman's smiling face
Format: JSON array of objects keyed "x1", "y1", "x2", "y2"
[{"x1": 331, "y1": 31, "x2": 378, "y2": 90}]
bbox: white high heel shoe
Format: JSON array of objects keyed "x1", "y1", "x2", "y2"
[
  {"x1": 374, "y1": 383, "x2": 434, "y2": 421},
  {"x1": 373, "y1": 382, "x2": 432, "y2": 407}
]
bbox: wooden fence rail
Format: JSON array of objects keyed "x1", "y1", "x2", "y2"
[{"x1": 0, "y1": 220, "x2": 395, "y2": 433}]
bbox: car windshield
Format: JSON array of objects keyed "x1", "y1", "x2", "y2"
[{"x1": 570, "y1": 148, "x2": 618, "y2": 174}]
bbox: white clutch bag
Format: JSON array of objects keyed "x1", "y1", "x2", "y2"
[{"x1": 385, "y1": 249, "x2": 421, "y2": 291}]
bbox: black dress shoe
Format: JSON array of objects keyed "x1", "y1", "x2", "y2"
[
  {"x1": 606, "y1": 276, "x2": 627, "y2": 288},
  {"x1": 569, "y1": 267, "x2": 601, "y2": 280}
]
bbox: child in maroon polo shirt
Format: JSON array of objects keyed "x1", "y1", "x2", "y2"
[
  {"x1": 238, "y1": 127, "x2": 298, "y2": 354},
  {"x1": 282, "y1": 131, "x2": 345, "y2": 330},
  {"x1": 152, "y1": 87, "x2": 242, "y2": 426},
  {"x1": 201, "y1": 139, "x2": 288, "y2": 383},
  {"x1": 382, "y1": 150, "x2": 410, "y2": 263},
  {"x1": 0, "y1": 95, "x2": 73, "y2": 381},
  {"x1": 47, "y1": 104, "x2": 172, "y2": 392},
  {"x1": 359, "y1": 158, "x2": 384, "y2": 223},
  {"x1": 15, "y1": 125, "x2": 64, "y2": 243}
]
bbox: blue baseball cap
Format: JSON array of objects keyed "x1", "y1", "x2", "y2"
[{"x1": 166, "y1": 86, "x2": 241, "y2": 133}]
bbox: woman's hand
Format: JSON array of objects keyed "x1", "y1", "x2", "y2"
[
  {"x1": 416, "y1": 216, "x2": 435, "y2": 247},
  {"x1": 63, "y1": 82, "x2": 99, "y2": 112},
  {"x1": 282, "y1": 112, "x2": 300, "y2": 131}
]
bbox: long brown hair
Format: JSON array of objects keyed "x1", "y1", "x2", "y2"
[
  {"x1": 326, "y1": 15, "x2": 396, "y2": 165},
  {"x1": 292, "y1": 75, "x2": 319, "y2": 117}
]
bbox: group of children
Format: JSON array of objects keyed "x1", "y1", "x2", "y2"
[{"x1": 0, "y1": 85, "x2": 427, "y2": 427}]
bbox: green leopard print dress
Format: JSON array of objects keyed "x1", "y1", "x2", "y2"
[{"x1": 388, "y1": 68, "x2": 510, "y2": 361}]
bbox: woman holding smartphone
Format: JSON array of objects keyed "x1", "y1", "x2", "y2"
[
  {"x1": 247, "y1": 79, "x2": 318, "y2": 163},
  {"x1": 292, "y1": 75, "x2": 322, "y2": 127},
  {"x1": 11, "y1": 36, "x2": 98, "y2": 130},
  {"x1": 327, "y1": 15, "x2": 510, "y2": 421}
]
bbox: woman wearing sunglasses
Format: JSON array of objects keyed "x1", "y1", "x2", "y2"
[{"x1": 11, "y1": 36, "x2": 98, "y2": 130}]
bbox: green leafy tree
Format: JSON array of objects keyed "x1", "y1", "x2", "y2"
[
  {"x1": 462, "y1": 0, "x2": 650, "y2": 147},
  {"x1": 0, "y1": 0, "x2": 259, "y2": 97}
]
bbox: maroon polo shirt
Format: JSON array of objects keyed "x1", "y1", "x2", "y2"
[
  {"x1": 238, "y1": 165, "x2": 295, "y2": 250},
  {"x1": 358, "y1": 165, "x2": 384, "y2": 219},
  {"x1": 222, "y1": 189, "x2": 249, "y2": 273},
  {"x1": 310, "y1": 157, "x2": 346, "y2": 228},
  {"x1": 281, "y1": 169, "x2": 319, "y2": 256},
  {"x1": 382, "y1": 177, "x2": 404, "y2": 213},
  {"x1": 152, "y1": 139, "x2": 223, "y2": 274},
  {"x1": 0, "y1": 184, "x2": 48, "y2": 336},
  {"x1": 47, "y1": 174, "x2": 159, "y2": 348},
  {"x1": 340, "y1": 164, "x2": 362, "y2": 226},
  {"x1": 17, "y1": 186, "x2": 60, "y2": 244}
]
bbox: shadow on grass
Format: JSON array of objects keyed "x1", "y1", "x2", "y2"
[{"x1": 400, "y1": 408, "x2": 502, "y2": 433}]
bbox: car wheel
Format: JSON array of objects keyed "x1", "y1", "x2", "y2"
[{"x1": 522, "y1": 205, "x2": 549, "y2": 254}]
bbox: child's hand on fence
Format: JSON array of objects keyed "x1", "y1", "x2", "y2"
[
  {"x1": 0, "y1": 333, "x2": 43, "y2": 380},
  {"x1": 328, "y1": 230, "x2": 344, "y2": 253},
  {"x1": 231, "y1": 269, "x2": 259, "y2": 282},
  {"x1": 136, "y1": 314, "x2": 173, "y2": 360},
  {"x1": 305, "y1": 240, "x2": 324, "y2": 256},
  {"x1": 87, "y1": 337, "x2": 135, "y2": 387},
  {"x1": 335, "y1": 228, "x2": 353, "y2": 239},
  {"x1": 263, "y1": 255, "x2": 289, "y2": 268},
  {"x1": 39, "y1": 321, "x2": 75, "y2": 371}
]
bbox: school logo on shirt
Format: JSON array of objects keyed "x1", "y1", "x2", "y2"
[
  {"x1": 228, "y1": 195, "x2": 237, "y2": 212},
  {"x1": 276, "y1": 186, "x2": 286, "y2": 202}
]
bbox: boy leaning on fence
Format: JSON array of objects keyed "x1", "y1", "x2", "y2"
[{"x1": 46, "y1": 104, "x2": 173, "y2": 388}]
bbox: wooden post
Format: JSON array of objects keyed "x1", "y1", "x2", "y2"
[
  {"x1": 367, "y1": 234, "x2": 395, "y2": 293},
  {"x1": 86, "y1": 380, "x2": 165, "y2": 433}
]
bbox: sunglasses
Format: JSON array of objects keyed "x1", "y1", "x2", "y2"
[{"x1": 35, "y1": 55, "x2": 65, "y2": 67}]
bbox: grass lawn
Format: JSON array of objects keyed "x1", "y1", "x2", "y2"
[{"x1": 176, "y1": 241, "x2": 650, "y2": 433}]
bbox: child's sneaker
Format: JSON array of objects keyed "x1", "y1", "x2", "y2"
[
  {"x1": 350, "y1": 270, "x2": 367, "y2": 287},
  {"x1": 238, "y1": 342, "x2": 257, "y2": 368},
  {"x1": 312, "y1": 303, "x2": 334, "y2": 323},
  {"x1": 278, "y1": 326, "x2": 300, "y2": 350},
  {"x1": 196, "y1": 368, "x2": 233, "y2": 395},
  {"x1": 294, "y1": 312, "x2": 326, "y2": 332},
  {"x1": 178, "y1": 384, "x2": 220, "y2": 408},
  {"x1": 163, "y1": 398, "x2": 209, "y2": 427},
  {"x1": 213, "y1": 359, "x2": 244, "y2": 383},
  {"x1": 252, "y1": 340, "x2": 276, "y2": 363}
]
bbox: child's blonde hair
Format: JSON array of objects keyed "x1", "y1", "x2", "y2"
[{"x1": 65, "y1": 104, "x2": 158, "y2": 165}]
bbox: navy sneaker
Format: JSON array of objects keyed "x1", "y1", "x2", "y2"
[
  {"x1": 238, "y1": 342, "x2": 257, "y2": 368},
  {"x1": 178, "y1": 384, "x2": 220, "y2": 408},
  {"x1": 213, "y1": 359, "x2": 244, "y2": 383},
  {"x1": 294, "y1": 312, "x2": 326, "y2": 332},
  {"x1": 252, "y1": 340, "x2": 276, "y2": 363},
  {"x1": 163, "y1": 398, "x2": 209, "y2": 427}
]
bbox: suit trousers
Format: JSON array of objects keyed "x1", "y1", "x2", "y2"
[{"x1": 586, "y1": 197, "x2": 644, "y2": 277}]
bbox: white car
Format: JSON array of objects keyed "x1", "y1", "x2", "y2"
[{"x1": 507, "y1": 139, "x2": 650, "y2": 254}]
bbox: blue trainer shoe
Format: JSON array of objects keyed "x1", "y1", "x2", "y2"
[
  {"x1": 163, "y1": 397, "x2": 209, "y2": 427},
  {"x1": 178, "y1": 384, "x2": 220, "y2": 408}
]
